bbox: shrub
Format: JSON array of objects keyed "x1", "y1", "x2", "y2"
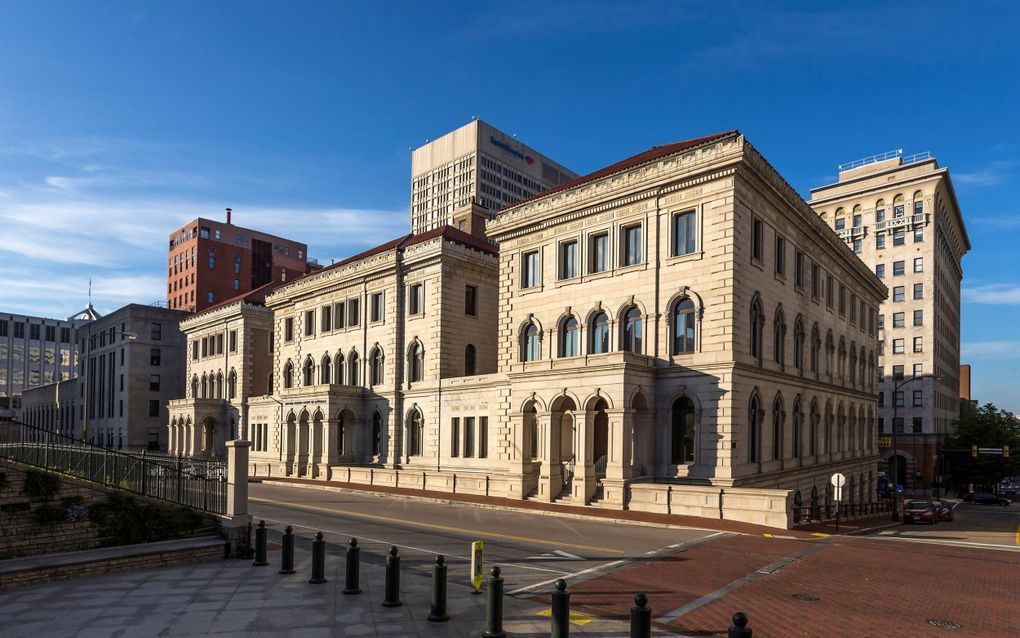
[
  {"x1": 22, "y1": 469, "x2": 61, "y2": 501},
  {"x1": 88, "y1": 493, "x2": 205, "y2": 547}
]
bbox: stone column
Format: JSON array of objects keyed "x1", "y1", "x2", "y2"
[
  {"x1": 221, "y1": 440, "x2": 252, "y2": 558},
  {"x1": 538, "y1": 412, "x2": 556, "y2": 501},
  {"x1": 575, "y1": 413, "x2": 597, "y2": 504}
]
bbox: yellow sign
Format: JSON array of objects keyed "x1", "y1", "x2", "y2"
[
  {"x1": 470, "y1": 540, "x2": 484, "y2": 592},
  {"x1": 878, "y1": 436, "x2": 891, "y2": 449},
  {"x1": 536, "y1": 608, "x2": 596, "y2": 626}
]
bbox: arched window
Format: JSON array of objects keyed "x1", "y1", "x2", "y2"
[
  {"x1": 283, "y1": 361, "x2": 295, "y2": 390},
  {"x1": 810, "y1": 399, "x2": 820, "y2": 456},
  {"x1": 216, "y1": 372, "x2": 223, "y2": 399},
  {"x1": 825, "y1": 331, "x2": 835, "y2": 380},
  {"x1": 793, "y1": 317, "x2": 805, "y2": 374},
  {"x1": 673, "y1": 298, "x2": 696, "y2": 354},
  {"x1": 773, "y1": 307, "x2": 786, "y2": 367},
  {"x1": 407, "y1": 409, "x2": 423, "y2": 457},
  {"x1": 227, "y1": 369, "x2": 237, "y2": 400},
  {"x1": 792, "y1": 396, "x2": 803, "y2": 458},
  {"x1": 749, "y1": 392, "x2": 763, "y2": 464},
  {"x1": 303, "y1": 357, "x2": 314, "y2": 386},
  {"x1": 348, "y1": 351, "x2": 360, "y2": 385},
  {"x1": 337, "y1": 412, "x2": 346, "y2": 456},
  {"x1": 371, "y1": 411, "x2": 382, "y2": 456},
  {"x1": 370, "y1": 347, "x2": 384, "y2": 385},
  {"x1": 408, "y1": 342, "x2": 424, "y2": 383},
  {"x1": 912, "y1": 190, "x2": 924, "y2": 216},
  {"x1": 810, "y1": 324, "x2": 821, "y2": 377},
  {"x1": 190, "y1": 375, "x2": 198, "y2": 398},
  {"x1": 560, "y1": 317, "x2": 579, "y2": 357},
  {"x1": 524, "y1": 402, "x2": 539, "y2": 460},
  {"x1": 893, "y1": 193, "x2": 905, "y2": 218},
  {"x1": 849, "y1": 344, "x2": 857, "y2": 386},
  {"x1": 522, "y1": 323, "x2": 541, "y2": 362},
  {"x1": 464, "y1": 344, "x2": 476, "y2": 376},
  {"x1": 834, "y1": 207, "x2": 845, "y2": 229},
  {"x1": 621, "y1": 307, "x2": 642, "y2": 353},
  {"x1": 875, "y1": 199, "x2": 886, "y2": 222},
  {"x1": 837, "y1": 403, "x2": 846, "y2": 453},
  {"x1": 671, "y1": 397, "x2": 696, "y2": 465},
  {"x1": 590, "y1": 312, "x2": 609, "y2": 354},
  {"x1": 320, "y1": 354, "x2": 332, "y2": 385},
  {"x1": 750, "y1": 296, "x2": 764, "y2": 365},
  {"x1": 334, "y1": 352, "x2": 345, "y2": 386},
  {"x1": 772, "y1": 394, "x2": 784, "y2": 461},
  {"x1": 825, "y1": 401, "x2": 834, "y2": 454},
  {"x1": 838, "y1": 338, "x2": 847, "y2": 383}
]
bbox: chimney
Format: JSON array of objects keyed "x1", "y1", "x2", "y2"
[{"x1": 226, "y1": 207, "x2": 232, "y2": 225}]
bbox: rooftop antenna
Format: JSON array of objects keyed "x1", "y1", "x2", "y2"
[{"x1": 88, "y1": 278, "x2": 92, "y2": 306}]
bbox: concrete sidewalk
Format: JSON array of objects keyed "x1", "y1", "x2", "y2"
[{"x1": 0, "y1": 535, "x2": 677, "y2": 637}]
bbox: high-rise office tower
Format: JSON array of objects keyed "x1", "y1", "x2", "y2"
[
  {"x1": 809, "y1": 150, "x2": 970, "y2": 494},
  {"x1": 410, "y1": 119, "x2": 578, "y2": 235}
]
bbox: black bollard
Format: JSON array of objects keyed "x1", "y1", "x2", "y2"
[
  {"x1": 309, "y1": 531, "x2": 327, "y2": 584},
  {"x1": 481, "y1": 566, "x2": 505, "y2": 638},
  {"x1": 427, "y1": 555, "x2": 449, "y2": 622},
  {"x1": 382, "y1": 546, "x2": 402, "y2": 607},
  {"x1": 252, "y1": 520, "x2": 268, "y2": 566},
  {"x1": 630, "y1": 593, "x2": 651, "y2": 638},
  {"x1": 343, "y1": 538, "x2": 361, "y2": 595},
  {"x1": 279, "y1": 526, "x2": 295, "y2": 575},
  {"x1": 728, "y1": 612, "x2": 752, "y2": 638},
  {"x1": 551, "y1": 578, "x2": 570, "y2": 638}
]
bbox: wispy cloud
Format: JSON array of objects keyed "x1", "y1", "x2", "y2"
[
  {"x1": 962, "y1": 283, "x2": 1020, "y2": 305},
  {"x1": 954, "y1": 160, "x2": 1016, "y2": 188},
  {"x1": 969, "y1": 214, "x2": 1020, "y2": 230},
  {"x1": 961, "y1": 341, "x2": 1020, "y2": 361}
]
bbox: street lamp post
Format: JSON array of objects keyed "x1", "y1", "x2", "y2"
[{"x1": 890, "y1": 373, "x2": 941, "y2": 521}]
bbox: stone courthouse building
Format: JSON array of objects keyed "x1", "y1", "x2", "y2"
[{"x1": 168, "y1": 130, "x2": 886, "y2": 528}]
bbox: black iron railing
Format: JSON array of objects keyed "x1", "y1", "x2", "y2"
[{"x1": 0, "y1": 421, "x2": 227, "y2": 514}]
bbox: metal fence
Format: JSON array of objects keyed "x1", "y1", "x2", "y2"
[
  {"x1": 792, "y1": 500, "x2": 892, "y2": 525},
  {"x1": 0, "y1": 421, "x2": 227, "y2": 514}
]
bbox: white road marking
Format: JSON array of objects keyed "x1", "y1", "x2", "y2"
[
  {"x1": 865, "y1": 534, "x2": 1020, "y2": 553},
  {"x1": 507, "y1": 560, "x2": 629, "y2": 596}
]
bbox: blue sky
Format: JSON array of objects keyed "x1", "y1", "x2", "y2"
[{"x1": 0, "y1": 1, "x2": 1017, "y2": 410}]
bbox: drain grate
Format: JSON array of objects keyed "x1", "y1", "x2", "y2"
[
  {"x1": 928, "y1": 619, "x2": 961, "y2": 630},
  {"x1": 792, "y1": 593, "x2": 820, "y2": 601}
]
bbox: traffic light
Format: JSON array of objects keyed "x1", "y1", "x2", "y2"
[
  {"x1": 1005, "y1": 445, "x2": 1010, "y2": 458},
  {"x1": 972, "y1": 444, "x2": 978, "y2": 458}
]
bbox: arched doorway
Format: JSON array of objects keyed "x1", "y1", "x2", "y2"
[
  {"x1": 549, "y1": 395, "x2": 577, "y2": 499},
  {"x1": 201, "y1": 417, "x2": 217, "y2": 458},
  {"x1": 591, "y1": 398, "x2": 609, "y2": 479},
  {"x1": 297, "y1": 411, "x2": 310, "y2": 476},
  {"x1": 285, "y1": 413, "x2": 297, "y2": 474},
  {"x1": 311, "y1": 410, "x2": 324, "y2": 478}
]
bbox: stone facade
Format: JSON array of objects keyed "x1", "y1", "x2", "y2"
[
  {"x1": 809, "y1": 153, "x2": 969, "y2": 495},
  {"x1": 169, "y1": 132, "x2": 887, "y2": 528}
]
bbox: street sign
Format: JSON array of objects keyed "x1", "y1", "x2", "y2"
[
  {"x1": 470, "y1": 540, "x2": 485, "y2": 592},
  {"x1": 830, "y1": 472, "x2": 846, "y2": 488},
  {"x1": 978, "y1": 447, "x2": 1004, "y2": 455}
]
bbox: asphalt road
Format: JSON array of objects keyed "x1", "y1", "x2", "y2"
[
  {"x1": 864, "y1": 500, "x2": 1020, "y2": 551},
  {"x1": 248, "y1": 481, "x2": 722, "y2": 596}
]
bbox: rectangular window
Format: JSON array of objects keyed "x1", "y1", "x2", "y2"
[
  {"x1": 148, "y1": 400, "x2": 160, "y2": 418},
  {"x1": 879, "y1": 417, "x2": 886, "y2": 433},
  {"x1": 45, "y1": 325, "x2": 55, "y2": 341},
  {"x1": 229, "y1": 330, "x2": 237, "y2": 352},
  {"x1": 914, "y1": 227, "x2": 924, "y2": 243},
  {"x1": 893, "y1": 229, "x2": 905, "y2": 246},
  {"x1": 913, "y1": 310, "x2": 923, "y2": 326},
  {"x1": 465, "y1": 285, "x2": 477, "y2": 316},
  {"x1": 912, "y1": 417, "x2": 923, "y2": 433},
  {"x1": 835, "y1": 217, "x2": 846, "y2": 230},
  {"x1": 752, "y1": 217, "x2": 763, "y2": 261},
  {"x1": 409, "y1": 284, "x2": 424, "y2": 314},
  {"x1": 370, "y1": 292, "x2": 384, "y2": 322},
  {"x1": 876, "y1": 208, "x2": 886, "y2": 222},
  {"x1": 876, "y1": 263, "x2": 885, "y2": 278},
  {"x1": 913, "y1": 363, "x2": 923, "y2": 377},
  {"x1": 464, "y1": 416, "x2": 475, "y2": 458},
  {"x1": 673, "y1": 210, "x2": 696, "y2": 256},
  {"x1": 348, "y1": 298, "x2": 361, "y2": 326},
  {"x1": 284, "y1": 317, "x2": 294, "y2": 341},
  {"x1": 621, "y1": 224, "x2": 642, "y2": 266},
  {"x1": 150, "y1": 348, "x2": 161, "y2": 366},
  {"x1": 795, "y1": 250, "x2": 804, "y2": 288},
  {"x1": 894, "y1": 391, "x2": 905, "y2": 407},
  {"x1": 853, "y1": 214, "x2": 862, "y2": 227},
  {"x1": 217, "y1": 333, "x2": 223, "y2": 354},
  {"x1": 522, "y1": 251, "x2": 540, "y2": 288},
  {"x1": 811, "y1": 263, "x2": 820, "y2": 298},
  {"x1": 304, "y1": 310, "x2": 315, "y2": 336},
  {"x1": 894, "y1": 204, "x2": 904, "y2": 218},
  {"x1": 878, "y1": 392, "x2": 885, "y2": 407},
  {"x1": 334, "y1": 302, "x2": 346, "y2": 329},
  {"x1": 590, "y1": 232, "x2": 608, "y2": 273},
  {"x1": 878, "y1": 314, "x2": 885, "y2": 329},
  {"x1": 559, "y1": 240, "x2": 577, "y2": 279},
  {"x1": 893, "y1": 312, "x2": 904, "y2": 328},
  {"x1": 913, "y1": 283, "x2": 923, "y2": 299},
  {"x1": 207, "y1": 291, "x2": 214, "y2": 304},
  {"x1": 876, "y1": 234, "x2": 886, "y2": 249},
  {"x1": 893, "y1": 260, "x2": 905, "y2": 276},
  {"x1": 14, "y1": 322, "x2": 24, "y2": 338},
  {"x1": 775, "y1": 235, "x2": 785, "y2": 276},
  {"x1": 478, "y1": 417, "x2": 488, "y2": 458},
  {"x1": 150, "y1": 374, "x2": 160, "y2": 391},
  {"x1": 233, "y1": 279, "x2": 240, "y2": 290},
  {"x1": 893, "y1": 417, "x2": 904, "y2": 433},
  {"x1": 0, "y1": 321, "x2": 6, "y2": 337},
  {"x1": 192, "y1": 341, "x2": 199, "y2": 360},
  {"x1": 853, "y1": 238, "x2": 862, "y2": 253},
  {"x1": 201, "y1": 337, "x2": 208, "y2": 357},
  {"x1": 826, "y1": 275, "x2": 833, "y2": 307},
  {"x1": 913, "y1": 336, "x2": 923, "y2": 353},
  {"x1": 893, "y1": 286, "x2": 905, "y2": 302},
  {"x1": 893, "y1": 365, "x2": 904, "y2": 380},
  {"x1": 914, "y1": 257, "x2": 923, "y2": 272},
  {"x1": 892, "y1": 338, "x2": 904, "y2": 354},
  {"x1": 30, "y1": 324, "x2": 40, "y2": 340},
  {"x1": 451, "y1": 418, "x2": 460, "y2": 457},
  {"x1": 838, "y1": 284, "x2": 846, "y2": 316},
  {"x1": 913, "y1": 390, "x2": 923, "y2": 407},
  {"x1": 878, "y1": 366, "x2": 884, "y2": 381}
]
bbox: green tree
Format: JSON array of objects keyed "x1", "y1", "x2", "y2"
[{"x1": 944, "y1": 402, "x2": 1019, "y2": 491}]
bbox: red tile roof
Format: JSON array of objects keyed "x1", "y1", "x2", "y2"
[{"x1": 505, "y1": 130, "x2": 740, "y2": 210}]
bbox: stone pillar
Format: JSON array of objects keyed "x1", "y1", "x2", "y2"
[
  {"x1": 538, "y1": 412, "x2": 558, "y2": 501},
  {"x1": 575, "y1": 413, "x2": 597, "y2": 504},
  {"x1": 220, "y1": 439, "x2": 252, "y2": 557}
]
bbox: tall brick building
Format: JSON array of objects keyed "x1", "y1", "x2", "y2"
[{"x1": 167, "y1": 209, "x2": 309, "y2": 313}]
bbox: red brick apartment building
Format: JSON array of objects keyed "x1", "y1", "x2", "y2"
[{"x1": 167, "y1": 209, "x2": 309, "y2": 313}]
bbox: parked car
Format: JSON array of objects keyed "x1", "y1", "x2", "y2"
[
  {"x1": 964, "y1": 492, "x2": 1011, "y2": 506},
  {"x1": 931, "y1": 499, "x2": 954, "y2": 521},
  {"x1": 903, "y1": 500, "x2": 938, "y2": 524}
]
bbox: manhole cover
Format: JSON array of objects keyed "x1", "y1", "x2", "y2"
[
  {"x1": 792, "y1": 593, "x2": 820, "y2": 601},
  {"x1": 928, "y1": 619, "x2": 961, "y2": 630}
]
